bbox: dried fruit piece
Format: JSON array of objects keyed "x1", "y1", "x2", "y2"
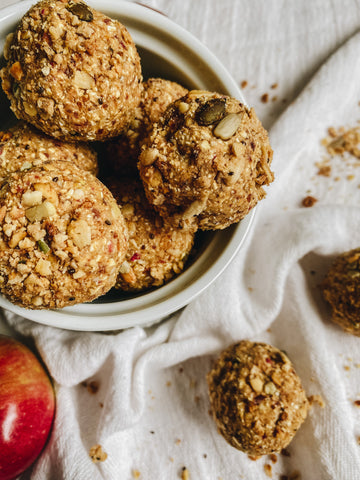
[
  {"x1": 196, "y1": 98, "x2": 226, "y2": 126},
  {"x1": 213, "y1": 113, "x2": 242, "y2": 140},
  {"x1": 66, "y1": 1, "x2": 93, "y2": 22}
]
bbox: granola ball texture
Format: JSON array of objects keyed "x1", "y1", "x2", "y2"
[
  {"x1": 321, "y1": 247, "x2": 360, "y2": 336},
  {"x1": 207, "y1": 341, "x2": 309, "y2": 456},
  {"x1": 107, "y1": 178, "x2": 196, "y2": 292},
  {"x1": 138, "y1": 90, "x2": 274, "y2": 230},
  {"x1": 0, "y1": 122, "x2": 98, "y2": 182},
  {"x1": 104, "y1": 78, "x2": 188, "y2": 177},
  {"x1": 0, "y1": 160, "x2": 128, "y2": 309},
  {"x1": 0, "y1": 0, "x2": 142, "y2": 142}
]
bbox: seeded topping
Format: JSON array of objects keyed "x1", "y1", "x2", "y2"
[
  {"x1": 66, "y1": 1, "x2": 94, "y2": 21},
  {"x1": 195, "y1": 98, "x2": 226, "y2": 126}
]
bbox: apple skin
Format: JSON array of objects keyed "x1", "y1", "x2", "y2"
[{"x1": 0, "y1": 335, "x2": 55, "y2": 480}]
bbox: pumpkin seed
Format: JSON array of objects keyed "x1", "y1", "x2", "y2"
[
  {"x1": 67, "y1": 2, "x2": 93, "y2": 22},
  {"x1": 195, "y1": 98, "x2": 226, "y2": 126}
]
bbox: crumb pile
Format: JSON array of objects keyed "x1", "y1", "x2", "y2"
[
  {"x1": 207, "y1": 341, "x2": 308, "y2": 456},
  {"x1": 0, "y1": 0, "x2": 274, "y2": 310}
]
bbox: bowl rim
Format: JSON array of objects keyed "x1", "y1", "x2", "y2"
[{"x1": 0, "y1": 0, "x2": 254, "y2": 331}]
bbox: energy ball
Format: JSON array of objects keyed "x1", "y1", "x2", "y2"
[
  {"x1": 0, "y1": 161, "x2": 128, "y2": 309},
  {"x1": 106, "y1": 178, "x2": 196, "y2": 292},
  {"x1": 0, "y1": 122, "x2": 98, "y2": 182},
  {"x1": 0, "y1": 0, "x2": 142, "y2": 142},
  {"x1": 138, "y1": 90, "x2": 274, "y2": 230},
  {"x1": 104, "y1": 78, "x2": 188, "y2": 177},
  {"x1": 321, "y1": 247, "x2": 360, "y2": 335},
  {"x1": 207, "y1": 341, "x2": 308, "y2": 456}
]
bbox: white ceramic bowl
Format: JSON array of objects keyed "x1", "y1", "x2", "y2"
[{"x1": 0, "y1": 0, "x2": 254, "y2": 331}]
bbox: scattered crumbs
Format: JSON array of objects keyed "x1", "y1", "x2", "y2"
[
  {"x1": 89, "y1": 444, "x2": 108, "y2": 463},
  {"x1": 194, "y1": 395, "x2": 201, "y2": 404},
  {"x1": 203, "y1": 453, "x2": 207, "y2": 459},
  {"x1": 175, "y1": 438, "x2": 182, "y2": 445},
  {"x1": 99, "y1": 402, "x2": 104, "y2": 408},
  {"x1": 179, "y1": 366, "x2": 184, "y2": 373},
  {"x1": 248, "y1": 454, "x2": 261, "y2": 461},
  {"x1": 169, "y1": 457, "x2": 174, "y2": 463},
  {"x1": 272, "y1": 96, "x2": 278, "y2": 102},
  {"x1": 261, "y1": 93, "x2": 269, "y2": 103},
  {"x1": 132, "y1": 469, "x2": 141, "y2": 479},
  {"x1": 355, "y1": 363, "x2": 360, "y2": 368},
  {"x1": 308, "y1": 394, "x2": 326, "y2": 408},
  {"x1": 357, "y1": 436, "x2": 360, "y2": 445},
  {"x1": 166, "y1": 380, "x2": 172, "y2": 387},
  {"x1": 344, "y1": 365, "x2": 351, "y2": 371},
  {"x1": 301, "y1": 195, "x2": 317, "y2": 208},
  {"x1": 334, "y1": 176, "x2": 341, "y2": 181},
  {"x1": 264, "y1": 463, "x2": 272, "y2": 478},
  {"x1": 281, "y1": 448, "x2": 291, "y2": 457},
  {"x1": 271, "y1": 83, "x2": 278, "y2": 89},
  {"x1": 181, "y1": 466, "x2": 190, "y2": 480},
  {"x1": 354, "y1": 400, "x2": 360, "y2": 407},
  {"x1": 269, "y1": 453, "x2": 277, "y2": 464},
  {"x1": 150, "y1": 430, "x2": 155, "y2": 434},
  {"x1": 148, "y1": 389, "x2": 152, "y2": 394},
  {"x1": 241, "y1": 80, "x2": 248, "y2": 89},
  {"x1": 347, "y1": 174, "x2": 355, "y2": 181},
  {"x1": 248, "y1": 286, "x2": 254, "y2": 292},
  {"x1": 267, "y1": 327, "x2": 272, "y2": 333}
]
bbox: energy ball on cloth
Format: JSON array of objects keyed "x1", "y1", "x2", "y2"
[
  {"x1": 104, "y1": 78, "x2": 188, "y2": 177},
  {"x1": 106, "y1": 177, "x2": 196, "y2": 292},
  {"x1": 138, "y1": 90, "x2": 274, "y2": 230},
  {"x1": 321, "y1": 247, "x2": 360, "y2": 336},
  {"x1": 0, "y1": 160, "x2": 128, "y2": 309},
  {"x1": 0, "y1": 0, "x2": 142, "y2": 142},
  {"x1": 0, "y1": 122, "x2": 98, "y2": 182},
  {"x1": 207, "y1": 341, "x2": 309, "y2": 456}
]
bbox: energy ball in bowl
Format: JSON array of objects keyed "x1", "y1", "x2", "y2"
[
  {"x1": 321, "y1": 247, "x2": 360, "y2": 336},
  {"x1": 104, "y1": 78, "x2": 188, "y2": 177},
  {"x1": 0, "y1": 122, "x2": 98, "y2": 182},
  {"x1": 106, "y1": 177, "x2": 196, "y2": 292},
  {"x1": 138, "y1": 90, "x2": 274, "y2": 230},
  {"x1": 0, "y1": 161, "x2": 128, "y2": 309},
  {"x1": 0, "y1": 0, "x2": 142, "y2": 142},
  {"x1": 207, "y1": 341, "x2": 308, "y2": 456}
]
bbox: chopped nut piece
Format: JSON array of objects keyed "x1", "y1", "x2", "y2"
[
  {"x1": 301, "y1": 196, "x2": 317, "y2": 208},
  {"x1": 25, "y1": 200, "x2": 56, "y2": 222},
  {"x1": 67, "y1": 219, "x2": 92, "y2": 249},
  {"x1": 22, "y1": 190, "x2": 43, "y2": 207},
  {"x1": 74, "y1": 71, "x2": 95, "y2": 90}
]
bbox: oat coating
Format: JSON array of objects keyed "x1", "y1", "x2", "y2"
[
  {"x1": 107, "y1": 178, "x2": 196, "y2": 292},
  {"x1": 0, "y1": 122, "x2": 98, "y2": 182},
  {"x1": 138, "y1": 90, "x2": 274, "y2": 230},
  {"x1": 0, "y1": 160, "x2": 128, "y2": 309},
  {"x1": 0, "y1": 0, "x2": 142, "y2": 142},
  {"x1": 104, "y1": 78, "x2": 188, "y2": 177},
  {"x1": 207, "y1": 341, "x2": 308, "y2": 456},
  {"x1": 321, "y1": 247, "x2": 360, "y2": 336}
]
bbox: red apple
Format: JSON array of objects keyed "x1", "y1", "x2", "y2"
[{"x1": 0, "y1": 334, "x2": 55, "y2": 480}]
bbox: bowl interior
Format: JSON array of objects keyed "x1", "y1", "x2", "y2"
[{"x1": 0, "y1": 0, "x2": 253, "y2": 331}]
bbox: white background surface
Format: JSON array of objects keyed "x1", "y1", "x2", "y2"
[{"x1": 1, "y1": 1, "x2": 360, "y2": 479}]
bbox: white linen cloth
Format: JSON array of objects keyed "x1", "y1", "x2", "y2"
[{"x1": 1, "y1": 0, "x2": 360, "y2": 479}]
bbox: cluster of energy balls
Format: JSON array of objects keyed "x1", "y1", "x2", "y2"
[{"x1": 0, "y1": 0, "x2": 274, "y2": 310}]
